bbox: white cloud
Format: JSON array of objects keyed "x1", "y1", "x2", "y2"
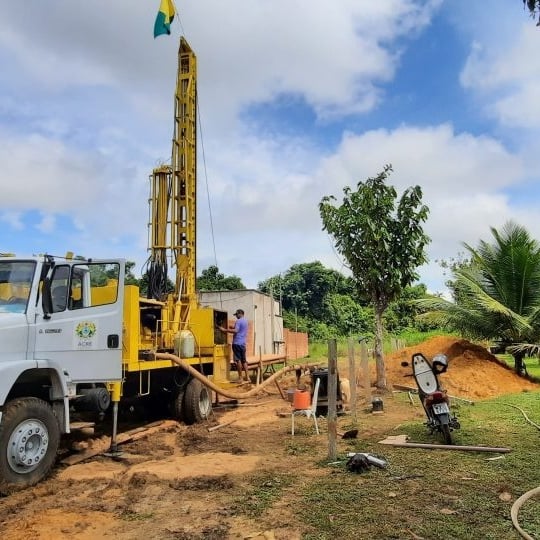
[
  {"x1": 0, "y1": 1, "x2": 442, "y2": 133},
  {"x1": 0, "y1": 1, "x2": 445, "y2": 249},
  {"x1": 492, "y1": 81, "x2": 540, "y2": 129},
  {"x1": 0, "y1": 129, "x2": 150, "y2": 249},
  {"x1": 35, "y1": 213, "x2": 56, "y2": 234},
  {"x1": 187, "y1": 0, "x2": 443, "y2": 126},
  {"x1": 198, "y1": 122, "x2": 527, "y2": 290},
  {"x1": 0, "y1": 133, "x2": 99, "y2": 211},
  {"x1": 0, "y1": 211, "x2": 24, "y2": 231},
  {"x1": 460, "y1": 24, "x2": 540, "y2": 128}
]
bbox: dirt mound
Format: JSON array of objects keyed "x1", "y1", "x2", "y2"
[{"x1": 385, "y1": 336, "x2": 539, "y2": 400}]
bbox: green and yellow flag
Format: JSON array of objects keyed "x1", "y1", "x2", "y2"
[{"x1": 154, "y1": 0, "x2": 176, "y2": 38}]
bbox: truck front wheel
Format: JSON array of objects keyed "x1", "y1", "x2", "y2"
[{"x1": 0, "y1": 397, "x2": 60, "y2": 488}]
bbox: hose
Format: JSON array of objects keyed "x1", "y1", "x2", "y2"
[
  {"x1": 501, "y1": 403, "x2": 540, "y2": 430},
  {"x1": 511, "y1": 487, "x2": 540, "y2": 540},
  {"x1": 500, "y1": 403, "x2": 540, "y2": 539},
  {"x1": 154, "y1": 352, "x2": 302, "y2": 399}
]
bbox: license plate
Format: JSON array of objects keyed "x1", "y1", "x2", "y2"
[{"x1": 432, "y1": 402, "x2": 450, "y2": 415}]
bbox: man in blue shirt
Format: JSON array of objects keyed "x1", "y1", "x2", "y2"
[{"x1": 219, "y1": 309, "x2": 249, "y2": 382}]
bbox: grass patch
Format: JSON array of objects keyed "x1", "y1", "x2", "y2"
[
  {"x1": 120, "y1": 511, "x2": 155, "y2": 521},
  {"x1": 308, "y1": 331, "x2": 457, "y2": 361},
  {"x1": 293, "y1": 391, "x2": 540, "y2": 539},
  {"x1": 234, "y1": 472, "x2": 295, "y2": 518},
  {"x1": 285, "y1": 441, "x2": 314, "y2": 456},
  {"x1": 498, "y1": 353, "x2": 540, "y2": 380}
]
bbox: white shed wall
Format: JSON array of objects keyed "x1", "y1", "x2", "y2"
[{"x1": 198, "y1": 290, "x2": 284, "y2": 356}]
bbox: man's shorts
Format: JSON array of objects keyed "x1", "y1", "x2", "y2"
[{"x1": 232, "y1": 344, "x2": 247, "y2": 364}]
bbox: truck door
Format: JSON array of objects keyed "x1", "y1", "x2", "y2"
[{"x1": 34, "y1": 260, "x2": 125, "y2": 383}]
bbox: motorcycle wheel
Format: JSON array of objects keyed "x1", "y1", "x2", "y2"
[{"x1": 441, "y1": 423, "x2": 453, "y2": 445}]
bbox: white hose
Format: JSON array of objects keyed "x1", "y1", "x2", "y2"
[
  {"x1": 510, "y1": 486, "x2": 540, "y2": 540},
  {"x1": 499, "y1": 403, "x2": 540, "y2": 539}
]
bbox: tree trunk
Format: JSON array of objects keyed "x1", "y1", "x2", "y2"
[
  {"x1": 374, "y1": 306, "x2": 387, "y2": 389},
  {"x1": 513, "y1": 350, "x2": 526, "y2": 375}
]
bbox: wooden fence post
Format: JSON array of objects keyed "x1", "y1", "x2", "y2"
[
  {"x1": 360, "y1": 340, "x2": 371, "y2": 404},
  {"x1": 347, "y1": 338, "x2": 357, "y2": 425},
  {"x1": 257, "y1": 346, "x2": 263, "y2": 385},
  {"x1": 327, "y1": 339, "x2": 337, "y2": 461}
]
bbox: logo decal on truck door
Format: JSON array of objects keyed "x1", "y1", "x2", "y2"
[{"x1": 74, "y1": 321, "x2": 97, "y2": 349}]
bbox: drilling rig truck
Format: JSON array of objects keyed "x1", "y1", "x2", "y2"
[{"x1": 0, "y1": 38, "x2": 231, "y2": 488}]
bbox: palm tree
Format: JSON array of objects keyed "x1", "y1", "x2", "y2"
[{"x1": 419, "y1": 222, "x2": 540, "y2": 374}]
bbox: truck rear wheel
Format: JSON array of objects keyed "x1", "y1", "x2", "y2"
[
  {"x1": 0, "y1": 397, "x2": 60, "y2": 488},
  {"x1": 168, "y1": 388, "x2": 185, "y2": 421},
  {"x1": 183, "y1": 379, "x2": 212, "y2": 425}
]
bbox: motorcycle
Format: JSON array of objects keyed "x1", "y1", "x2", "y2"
[{"x1": 406, "y1": 352, "x2": 460, "y2": 444}]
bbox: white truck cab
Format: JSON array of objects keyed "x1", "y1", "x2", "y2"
[{"x1": 0, "y1": 255, "x2": 125, "y2": 487}]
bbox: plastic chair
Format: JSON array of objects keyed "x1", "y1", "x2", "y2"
[{"x1": 291, "y1": 377, "x2": 321, "y2": 436}]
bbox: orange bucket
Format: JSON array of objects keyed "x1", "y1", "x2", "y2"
[{"x1": 293, "y1": 389, "x2": 311, "y2": 410}]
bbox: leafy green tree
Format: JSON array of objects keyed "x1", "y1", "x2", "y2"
[
  {"x1": 258, "y1": 261, "x2": 354, "y2": 320},
  {"x1": 384, "y1": 284, "x2": 428, "y2": 333},
  {"x1": 419, "y1": 222, "x2": 540, "y2": 374},
  {"x1": 281, "y1": 310, "x2": 335, "y2": 340},
  {"x1": 320, "y1": 164, "x2": 430, "y2": 388},
  {"x1": 281, "y1": 309, "x2": 308, "y2": 334},
  {"x1": 435, "y1": 253, "x2": 474, "y2": 304},
  {"x1": 196, "y1": 265, "x2": 245, "y2": 291},
  {"x1": 324, "y1": 293, "x2": 374, "y2": 336},
  {"x1": 306, "y1": 320, "x2": 335, "y2": 341},
  {"x1": 124, "y1": 261, "x2": 139, "y2": 285},
  {"x1": 85, "y1": 260, "x2": 132, "y2": 287},
  {"x1": 73, "y1": 257, "x2": 138, "y2": 286}
]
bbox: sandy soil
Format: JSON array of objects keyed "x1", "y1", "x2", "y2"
[
  {"x1": 0, "y1": 337, "x2": 537, "y2": 539},
  {"x1": 385, "y1": 335, "x2": 539, "y2": 399}
]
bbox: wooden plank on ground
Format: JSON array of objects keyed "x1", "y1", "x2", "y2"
[{"x1": 61, "y1": 420, "x2": 177, "y2": 466}]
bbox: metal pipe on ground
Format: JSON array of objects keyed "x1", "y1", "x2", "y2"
[{"x1": 379, "y1": 439, "x2": 511, "y2": 453}]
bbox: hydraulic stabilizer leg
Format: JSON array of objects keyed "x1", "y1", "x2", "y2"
[
  {"x1": 108, "y1": 401, "x2": 120, "y2": 454},
  {"x1": 106, "y1": 383, "x2": 123, "y2": 457}
]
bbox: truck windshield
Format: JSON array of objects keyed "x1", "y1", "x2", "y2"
[{"x1": 0, "y1": 261, "x2": 36, "y2": 314}]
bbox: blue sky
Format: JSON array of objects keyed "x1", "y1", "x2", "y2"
[{"x1": 1, "y1": 1, "x2": 539, "y2": 295}]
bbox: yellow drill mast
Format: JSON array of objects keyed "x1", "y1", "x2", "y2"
[
  {"x1": 106, "y1": 37, "x2": 229, "y2": 438},
  {"x1": 148, "y1": 37, "x2": 197, "y2": 335}
]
